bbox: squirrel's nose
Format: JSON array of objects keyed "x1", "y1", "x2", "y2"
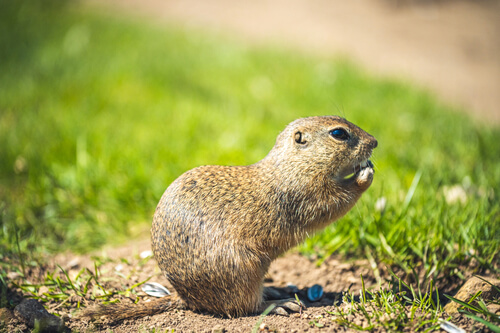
[{"x1": 368, "y1": 137, "x2": 378, "y2": 149}]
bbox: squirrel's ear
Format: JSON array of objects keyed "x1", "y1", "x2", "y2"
[
  {"x1": 294, "y1": 131, "x2": 307, "y2": 144},
  {"x1": 294, "y1": 130, "x2": 312, "y2": 146}
]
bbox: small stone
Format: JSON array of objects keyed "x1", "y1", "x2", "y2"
[
  {"x1": 212, "y1": 324, "x2": 225, "y2": 333},
  {"x1": 0, "y1": 308, "x2": 15, "y2": 323},
  {"x1": 487, "y1": 303, "x2": 500, "y2": 314},
  {"x1": 380, "y1": 313, "x2": 390, "y2": 323},
  {"x1": 353, "y1": 317, "x2": 363, "y2": 326},
  {"x1": 336, "y1": 262, "x2": 353, "y2": 271},
  {"x1": 140, "y1": 250, "x2": 153, "y2": 259},
  {"x1": 38, "y1": 286, "x2": 49, "y2": 297},
  {"x1": 67, "y1": 258, "x2": 80, "y2": 269},
  {"x1": 273, "y1": 307, "x2": 289, "y2": 316},
  {"x1": 14, "y1": 299, "x2": 66, "y2": 332},
  {"x1": 259, "y1": 322, "x2": 269, "y2": 330},
  {"x1": 444, "y1": 276, "x2": 500, "y2": 314},
  {"x1": 7, "y1": 272, "x2": 21, "y2": 280}
]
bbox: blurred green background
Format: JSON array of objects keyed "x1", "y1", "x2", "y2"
[{"x1": 0, "y1": 0, "x2": 498, "y2": 278}]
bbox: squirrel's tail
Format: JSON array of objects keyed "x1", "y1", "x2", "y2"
[{"x1": 79, "y1": 295, "x2": 182, "y2": 322}]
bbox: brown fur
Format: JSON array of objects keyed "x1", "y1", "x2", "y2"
[
  {"x1": 83, "y1": 116, "x2": 377, "y2": 320},
  {"x1": 81, "y1": 296, "x2": 182, "y2": 321}
]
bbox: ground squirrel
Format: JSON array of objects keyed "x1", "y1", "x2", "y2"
[{"x1": 83, "y1": 116, "x2": 377, "y2": 320}]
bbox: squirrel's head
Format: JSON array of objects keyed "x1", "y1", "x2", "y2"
[{"x1": 268, "y1": 116, "x2": 377, "y2": 190}]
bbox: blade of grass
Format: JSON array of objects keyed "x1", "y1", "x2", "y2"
[
  {"x1": 444, "y1": 294, "x2": 482, "y2": 312},
  {"x1": 463, "y1": 313, "x2": 500, "y2": 333}
]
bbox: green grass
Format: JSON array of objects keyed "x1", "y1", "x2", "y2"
[
  {"x1": 330, "y1": 274, "x2": 443, "y2": 331},
  {"x1": 0, "y1": 0, "x2": 498, "y2": 292},
  {"x1": 329, "y1": 273, "x2": 500, "y2": 332},
  {"x1": 10, "y1": 256, "x2": 153, "y2": 311}
]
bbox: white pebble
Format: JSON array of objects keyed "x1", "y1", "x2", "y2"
[{"x1": 140, "y1": 250, "x2": 153, "y2": 259}]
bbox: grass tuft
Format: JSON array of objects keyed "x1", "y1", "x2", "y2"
[
  {"x1": 12, "y1": 258, "x2": 152, "y2": 312},
  {"x1": 330, "y1": 274, "x2": 445, "y2": 331}
]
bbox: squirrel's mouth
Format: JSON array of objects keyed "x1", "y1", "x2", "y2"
[{"x1": 339, "y1": 159, "x2": 374, "y2": 181}]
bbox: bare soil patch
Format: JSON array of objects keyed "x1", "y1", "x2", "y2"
[{"x1": 3, "y1": 239, "x2": 495, "y2": 332}]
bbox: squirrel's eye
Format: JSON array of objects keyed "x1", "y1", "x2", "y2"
[{"x1": 329, "y1": 128, "x2": 350, "y2": 141}]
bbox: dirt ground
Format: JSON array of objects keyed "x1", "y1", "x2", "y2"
[
  {"x1": 85, "y1": 0, "x2": 500, "y2": 124},
  {"x1": 6, "y1": 239, "x2": 496, "y2": 333},
  {"x1": 4, "y1": 238, "x2": 495, "y2": 333}
]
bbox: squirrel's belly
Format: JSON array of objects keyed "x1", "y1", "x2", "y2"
[{"x1": 151, "y1": 208, "x2": 266, "y2": 316}]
